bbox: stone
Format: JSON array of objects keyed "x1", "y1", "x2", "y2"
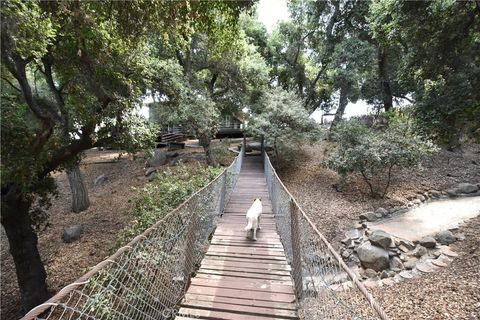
[
  {"x1": 382, "y1": 278, "x2": 396, "y2": 286},
  {"x1": 412, "y1": 199, "x2": 422, "y2": 205},
  {"x1": 439, "y1": 247, "x2": 459, "y2": 257},
  {"x1": 362, "y1": 212, "x2": 378, "y2": 222},
  {"x1": 146, "y1": 149, "x2": 167, "y2": 167},
  {"x1": 398, "y1": 245, "x2": 409, "y2": 253},
  {"x1": 413, "y1": 245, "x2": 428, "y2": 258},
  {"x1": 345, "y1": 229, "x2": 362, "y2": 240},
  {"x1": 416, "y1": 194, "x2": 426, "y2": 202},
  {"x1": 342, "y1": 249, "x2": 352, "y2": 259},
  {"x1": 147, "y1": 172, "x2": 157, "y2": 182},
  {"x1": 390, "y1": 256, "x2": 405, "y2": 270},
  {"x1": 145, "y1": 167, "x2": 157, "y2": 177},
  {"x1": 399, "y1": 270, "x2": 414, "y2": 279},
  {"x1": 364, "y1": 269, "x2": 377, "y2": 278},
  {"x1": 446, "y1": 188, "x2": 458, "y2": 197},
  {"x1": 399, "y1": 239, "x2": 416, "y2": 250},
  {"x1": 62, "y1": 225, "x2": 83, "y2": 243},
  {"x1": 404, "y1": 258, "x2": 418, "y2": 270},
  {"x1": 432, "y1": 259, "x2": 448, "y2": 268},
  {"x1": 375, "y1": 207, "x2": 389, "y2": 217},
  {"x1": 428, "y1": 190, "x2": 441, "y2": 198},
  {"x1": 419, "y1": 236, "x2": 437, "y2": 249},
  {"x1": 94, "y1": 174, "x2": 108, "y2": 186},
  {"x1": 346, "y1": 254, "x2": 360, "y2": 267},
  {"x1": 395, "y1": 208, "x2": 409, "y2": 215},
  {"x1": 380, "y1": 270, "x2": 389, "y2": 279},
  {"x1": 416, "y1": 262, "x2": 435, "y2": 273},
  {"x1": 436, "y1": 230, "x2": 456, "y2": 245},
  {"x1": 455, "y1": 183, "x2": 478, "y2": 194},
  {"x1": 368, "y1": 230, "x2": 392, "y2": 249},
  {"x1": 357, "y1": 242, "x2": 390, "y2": 271},
  {"x1": 387, "y1": 270, "x2": 397, "y2": 277}
]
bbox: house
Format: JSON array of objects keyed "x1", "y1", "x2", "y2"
[{"x1": 216, "y1": 113, "x2": 245, "y2": 138}]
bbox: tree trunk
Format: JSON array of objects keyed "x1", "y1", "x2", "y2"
[
  {"x1": 378, "y1": 49, "x2": 393, "y2": 112},
  {"x1": 67, "y1": 165, "x2": 90, "y2": 213},
  {"x1": 330, "y1": 87, "x2": 349, "y2": 131},
  {"x1": 1, "y1": 192, "x2": 50, "y2": 312},
  {"x1": 199, "y1": 135, "x2": 216, "y2": 167}
]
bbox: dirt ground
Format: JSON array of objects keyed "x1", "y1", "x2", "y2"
[
  {"x1": 279, "y1": 140, "x2": 480, "y2": 319},
  {"x1": 1, "y1": 144, "x2": 214, "y2": 319}
]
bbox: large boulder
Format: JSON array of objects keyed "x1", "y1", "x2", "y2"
[
  {"x1": 368, "y1": 230, "x2": 392, "y2": 249},
  {"x1": 436, "y1": 230, "x2": 456, "y2": 245},
  {"x1": 146, "y1": 150, "x2": 167, "y2": 167},
  {"x1": 359, "y1": 212, "x2": 379, "y2": 222},
  {"x1": 375, "y1": 207, "x2": 389, "y2": 217},
  {"x1": 455, "y1": 183, "x2": 478, "y2": 194},
  {"x1": 357, "y1": 242, "x2": 390, "y2": 271},
  {"x1": 62, "y1": 225, "x2": 83, "y2": 243}
]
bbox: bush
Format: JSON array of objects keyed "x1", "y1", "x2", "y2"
[
  {"x1": 249, "y1": 88, "x2": 320, "y2": 166},
  {"x1": 114, "y1": 164, "x2": 222, "y2": 249},
  {"x1": 211, "y1": 139, "x2": 235, "y2": 166},
  {"x1": 324, "y1": 116, "x2": 438, "y2": 198}
]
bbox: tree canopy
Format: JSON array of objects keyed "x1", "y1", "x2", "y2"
[{"x1": 2, "y1": 0, "x2": 479, "y2": 314}]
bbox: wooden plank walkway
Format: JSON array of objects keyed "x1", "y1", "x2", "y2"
[{"x1": 177, "y1": 155, "x2": 298, "y2": 320}]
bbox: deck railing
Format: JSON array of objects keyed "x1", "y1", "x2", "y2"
[
  {"x1": 22, "y1": 148, "x2": 244, "y2": 320},
  {"x1": 263, "y1": 151, "x2": 388, "y2": 320}
]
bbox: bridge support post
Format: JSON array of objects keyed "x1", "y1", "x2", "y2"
[
  {"x1": 290, "y1": 199, "x2": 303, "y2": 300},
  {"x1": 219, "y1": 172, "x2": 227, "y2": 217},
  {"x1": 183, "y1": 211, "x2": 198, "y2": 286}
]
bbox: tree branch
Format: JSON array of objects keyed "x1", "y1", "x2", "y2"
[
  {"x1": 1, "y1": 76, "x2": 21, "y2": 92},
  {"x1": 393, "y1": 94, "x2": 413, "y2": 103}
]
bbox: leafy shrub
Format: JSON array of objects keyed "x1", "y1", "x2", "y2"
[
  {"x1": 114, "y1": 164, "x2": 222, "y2": 249},
  {"x1": 324, "y1": 116, "x2": 438, "y2": 198},
  {"x1": 249, "y1": 88, "x2": 320, "y2": 166},
  {"x1": 211, "y1": 139, "x2": 235, "y2": 166}
]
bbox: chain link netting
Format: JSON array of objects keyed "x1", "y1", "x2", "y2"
[
  {"x1": 263, "y1": 153, "x2": 387, "y2": 320},
  {"x1": 22, "y1": 149, "x2": 244, "y2": 320}
]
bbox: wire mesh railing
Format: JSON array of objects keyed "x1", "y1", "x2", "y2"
[
  {"x1": 22, "y1": 148, "x2": 244, "y2": 320},
  {"x1": 263, "y1": 151, "x2": 388, "y2": 320}
]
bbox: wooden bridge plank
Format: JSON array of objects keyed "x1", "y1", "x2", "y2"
[
  {"x1": 176, "y1": 155, "x2": 298, "y2": 320},
  {"x1": 178, "y1": 307, "x2": 291, "y2": 320},
  {"x1": 196, "y1": 269, "x2": 292, "y2": 281},
  {"x1": 183, "y1": 293, "x2": 297, "y2": 311},
  {"x1": 186, "y1": 285, "x2": 296, "y2": 303},
  {"x1": 181, "y1": 301, "x2": 298, "y2": 319}
]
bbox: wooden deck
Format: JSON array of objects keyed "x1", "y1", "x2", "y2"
[{"x1": 177, "y1": 156, "x2": 298, "y2": 320}]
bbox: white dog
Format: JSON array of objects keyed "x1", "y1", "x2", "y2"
[{"x1": 245, "y1": 198, "x2": 262, "y2": 241}]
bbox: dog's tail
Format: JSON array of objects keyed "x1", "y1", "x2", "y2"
[{"x1": 244, "y1": 219, "x2": 253, "y2": 231}]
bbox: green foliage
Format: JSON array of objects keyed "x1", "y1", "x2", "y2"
[
  {"x1": 369, "y1": 0, "x2": 480, "y2": 145},
  {"x1": 115, "y1": 164, "x2": 222, "y2": 249},
  {"x1": 211, "y1": 139, "x2": 235, "y2": 166},
  {"x1": 325, "y1": 116, "x2": 438, "y2": 198},
  {"x1": 249, "y1": 88, "x2": 320, "y2": 164}
]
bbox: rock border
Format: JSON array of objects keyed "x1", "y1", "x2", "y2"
[
  {"x1": 338, "y1": 182, "x2": 479, "y2": 288},
  {"x1": 358, "y1": 182, "x2": 480, "y2": 224}
]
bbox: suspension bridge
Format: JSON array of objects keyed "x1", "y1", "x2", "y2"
[{"x1": 22, "y1": 149, "x2": 388, "y2": 320}]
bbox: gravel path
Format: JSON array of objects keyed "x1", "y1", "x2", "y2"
[{"x1": 278, "y1": 141, "x2": 480, "y2": 319}]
